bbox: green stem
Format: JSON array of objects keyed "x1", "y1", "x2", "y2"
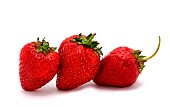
[{"x1": 144, "y1": 36, "x2": 161, "y2": 61}]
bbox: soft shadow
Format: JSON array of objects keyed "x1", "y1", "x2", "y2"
[
  {"x1": 91, "y1": 81, "x2": 143, "y2": 91},
  {"x1": 20, "y1": 82, "x2": 93, "y2": 97},
  {"x1": 20, "y1": 81, "x2": 143, "y2": 97},
  {"x1": 57, "y1": 81, "x2": 143, "y2": 93},
  {"x1": 57, "y1": 82, "x2": 95, "y2": 93},
  {"x1": 20, "y1": 83, "x2": 58, "y2": 97}
]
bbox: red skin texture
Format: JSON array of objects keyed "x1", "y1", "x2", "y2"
[
  {"x1": 93, "y1": 47, "x2": 139, "y2": 87},
  {"x1": 57, "y1": 35, "x2": 100, "y2": 90},
  {"x1": 19, "y1": 42, "x2": 60, "y2": 91}
]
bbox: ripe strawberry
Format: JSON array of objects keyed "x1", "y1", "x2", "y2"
[
  {"x1": 57, "y1": 33, "x2": 103, "y2": 90},
  {"x1": 19, "y1": 38, "x2": 60, "y2": 91},
  {"x1": 93, "y1": 36, "x2": 161, "y2": 87}
]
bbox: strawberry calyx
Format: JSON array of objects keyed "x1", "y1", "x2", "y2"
[
  {"x1": 34, "y1": 37, "x2": 57, "y2": 55},
  {"x1": 132, "y1": 36, "x2": 161, "y2": 74},
  {"x1": 70, "y1": 33, "x2": 103, "y2": 56},
  {"x1": 132, "y1": 50, "x2": 147, "y2": 73}
]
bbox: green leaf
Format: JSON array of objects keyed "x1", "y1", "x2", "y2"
[
  {"x1": 82, "y1": 39, "x2": 88, "y2": 44},
  {"x1": 76, "y1": 38, "x2": 83, "y2": 42},
  {"x1": 77, "y1": 42, "x2": 84, "y2": 44},
  {"x1": 43, "y1": 50, "x2": 48, "y2": 55},
  {"x1": 79, "y1": 36, "x2": 86, "y2": 40},
  {"x1": 51, "y1": 47, "x2": 57, "y2": 51},
  {"x1": 86, "y1": 33, "x2": 93, "y2": 40},
  {"x1": 39, "y1": 47, "x2": 43, "y2": 51},
  {"x1": 91, "y1": 41, "x2": 99, "y2": 48},
  {"x1": 42, "y1": 42, "x2": 49, "y2": 50},
  {"x1": 140, "y1": 65, "x2": 145, "y2": 74},
  {"x1": 34, "y1": 37, "x2": 56, "y2": 55},
  {"x1": 94, "y1": 47, "x2": 103, "y2": 56},
  {"x1": 70, "y1": 33, "x2": 103, "y2": 56},
  {"x1": 139, "y1": 55, "x2": 146, "y2": 59},
  {"x1": 133, "y1": 50, "x2": 148, "y2": 74},
  {"x1": 70, "y1": 38, "x2": 76, "y2": 42}
]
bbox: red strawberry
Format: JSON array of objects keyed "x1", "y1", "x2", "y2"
[
  {"x1": 93, "y1": 36, "x2": 161, "y2": 87},
  {"x1": 57, "y1": 33, "x2": 102, "y2": 90},
  {"x1": 19, "y1": 38, "x2": 60, "y2": 91}
]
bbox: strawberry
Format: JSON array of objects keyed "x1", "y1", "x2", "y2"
[
  {"x1": 19, "y1": 38, "x2": 60, "y2": 91},
  {"x1": 57, "y1": 33, "x2": 102, "y2": 90},
  {"x1": 93, "y1": 36, "x2": 161, "y2": 87}
]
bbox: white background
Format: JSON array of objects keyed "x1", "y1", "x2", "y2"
[{"x1": 0, "y1": 0, "x2": 169, "y2": 107}]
